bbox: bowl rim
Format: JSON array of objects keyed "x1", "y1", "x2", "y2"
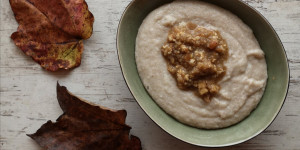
[{"x1": 116, "y1": 0, "x2": 290, "y2": 147}]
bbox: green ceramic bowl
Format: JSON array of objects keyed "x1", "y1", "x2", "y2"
[{"x1": 117, "y1": 0, "x2": 289, "y2": 147}]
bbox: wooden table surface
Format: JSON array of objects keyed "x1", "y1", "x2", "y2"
[{"x1": 1, "y1": 0, "x2": 299, "y2": 149}]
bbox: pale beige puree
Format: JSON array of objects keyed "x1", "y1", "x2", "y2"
[{"x1": 135, "y1": 1, "x2": 268, "y2": 129}]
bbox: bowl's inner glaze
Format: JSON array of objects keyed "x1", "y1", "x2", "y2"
[{"x1": 117, "y1": 0, "x2": 289, "y2": 147}]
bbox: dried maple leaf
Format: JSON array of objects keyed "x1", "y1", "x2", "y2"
[
  {"x1": 27, "y1": 83, "x2": 142, "y2": 150},
  {"x1": 10, "y1": 0, "x2": 94, "y2": 71}
]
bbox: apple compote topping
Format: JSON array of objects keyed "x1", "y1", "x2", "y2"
[{"x1": 161, "y1": 22, "x2": 228, "y2": 102}]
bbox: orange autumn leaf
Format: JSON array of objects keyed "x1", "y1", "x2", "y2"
[
  {"x1": 10, "y1": 0, "x2": 94, "y2": 71},
  {"x1": 27, "y1": 83, "x2": 142, "y2": 150}
]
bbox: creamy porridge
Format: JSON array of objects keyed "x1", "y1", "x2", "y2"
[{"x1": 135, "y1": 1, "x2": 268, "y2": 129}]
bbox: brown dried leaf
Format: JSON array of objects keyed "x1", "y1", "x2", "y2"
[
  {"x1": 27, "y1": 83, "x2": 142, "y2": 150},
  {"x1": 10, "y1": 0, "x2": 94, "y2": 71}
]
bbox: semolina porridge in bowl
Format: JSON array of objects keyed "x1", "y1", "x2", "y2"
[
  {"x1": 117, "y1": 0, "x2": 289, "y2": 146},
  {"x1": 135, "y1": 1, "x2": 267, "y2": 129}
]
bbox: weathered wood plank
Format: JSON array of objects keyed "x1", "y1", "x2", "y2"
[{"x1": 1, "y1": 0, "x2": 299, "y2": 149}]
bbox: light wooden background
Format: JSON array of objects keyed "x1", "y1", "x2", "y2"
[{"x1": 1, "y1": 0, "x2": 299, "y2": 149}]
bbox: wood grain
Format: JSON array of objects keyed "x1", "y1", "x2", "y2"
[{"x1": 1, "y1": 0, "x2": 299, "y2": 149}]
